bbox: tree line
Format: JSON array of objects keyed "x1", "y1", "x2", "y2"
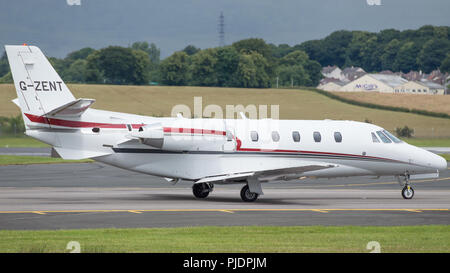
[
  {"x1": 0, "y1": 25, "x2": 448, "y2": 87},
  {"x1": 279, "y1": 25, "x2": 450, "y2": 74}
]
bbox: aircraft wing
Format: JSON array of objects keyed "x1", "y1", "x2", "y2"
[{"x1": 194, "y1": 161, "x2": 336, "y2": 184}]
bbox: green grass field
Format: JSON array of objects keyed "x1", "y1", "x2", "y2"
[
  {"x1": 0, "y1": 155, "x2": 92, "y2": 165},
  {"x1": 0, "y1": 137, "x2": 49, "y2": 148},
  {"x1": 1, "y1": 84, "x2": 450, "y2": 137},
  {"x1": 0, "y1": 226, "x2": 448, "y2": 253}
]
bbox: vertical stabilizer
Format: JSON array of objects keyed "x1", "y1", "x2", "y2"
[{"x1": 5, "y1": 45, "x2": 76, "y2": 127}]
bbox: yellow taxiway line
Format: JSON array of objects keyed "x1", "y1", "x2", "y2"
[{"x1": 0, "y1": 208, "x2": 448, "y2": 214}]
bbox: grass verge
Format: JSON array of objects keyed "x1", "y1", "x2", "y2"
[
  {"x1": 0, "y1": 225, "x2": 448, "y2": 253},
  {"x1": 402, "y1": 138, "x2": 450, "y2": 147},
  {"x1": 0, "y1": 155, "x2": 92, "y2": 165},
  {"x1": 438, "y1": 154, "x2": 450, "y2": 161},
  {"x1": 0, "y1": 137, "x2": 49, "y2": 148}
]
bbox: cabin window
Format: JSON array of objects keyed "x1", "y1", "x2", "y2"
[
  {"x1": 376, "y1": 131, "x2": 392, "y2": 143},
  {"x1": 272, "y1": 131, "x2": 280, "y2": 142},
  {"x1": 292, "y1": 131, "x2": 300, "y2": 142},
  {"x1": 383, "y1": 130, "x2": 403, "y2": 143},
  {"x1": 126, "y1": 124, "x2": 132, "y2": 131},
  {"x1": 313, "y1": 131, "x2": 321, "y2": 142},
  {"x1": 371, "y1": 132, "x2": 380, "y2": 143},
  {"x1": 250, "y1": 131, "x2": 259, "y2": 142},
  {"x1": 334, "y1": 132, "x2": 342, "y2": 143}
]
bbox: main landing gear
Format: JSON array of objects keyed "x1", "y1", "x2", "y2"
[
  {"x1": 192, "y1": 183, "x2": 214, "y2": 199},
  {"x1": 398, "y1": 173, "x2": 414, "y2": 199},
  {"x1": 191, "y1": 180, "x2": 262, "y2": 202},
  {"x1": 240, "y1": 185, "x2": 259, "y2": 202}
]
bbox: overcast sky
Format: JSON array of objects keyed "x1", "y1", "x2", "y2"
[{"x1": 0, "y1": 0, "x2": 449, "y2": 58}]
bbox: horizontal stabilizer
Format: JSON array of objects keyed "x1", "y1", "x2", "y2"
[
  {"x1": 44, "y1": 98, "x2": 95, "y2": 117},
  {"x1": 53, "y1": 147, "x2": 111, "y2": 160}
]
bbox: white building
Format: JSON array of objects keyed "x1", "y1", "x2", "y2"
[
  {"x1": 339, "y1": 74, "x2": 408, "y2": 93},
  {"x1": 317, "y1": 78, "x2": 346, "y2": 91},
  {"x1": 321, "y1": 66, "x2": 346, "y2": 82}
]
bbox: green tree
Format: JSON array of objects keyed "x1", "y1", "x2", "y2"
[
  {"x1": 0, "y1": 52, "x2": 9, "y2": 78},
  {"x1": 190, "y1": 49, "x2": 218, "y2": 86},
  {"x1": 279, "y1": 50, "x2": 309, "y2": 67},
  {"x1": 159, "y1": 51, "x2": 190, "y2": 86},
  {"x1": 62, "y1": 59, "x2": 88, "y2": 83},
  {"x1": 131, "y1": 49, "x2": 151, "y2": 84},
  {"x1": 321, "y1": 30, "x2": 353, "y2": 67},
  {"x1": 393, "y1": 42, "x2": 419, "y2": 72},
  {"x1": 86, "y1": 46, "x2": 150, "y2": 85},
  {"x1": 276, "y1": 65, "x2": 311, "y2": 87},
  {"x1": 131, "y1": 42, "x2": 160, "y2": 71},
  {"x1": 215, "y1": 46, "x2": 240, "y2": 87},
  {"x1": 235, "y1": 52, "x2": 271, "y2": 88},
  {"x1": 183, "y1": 45, "x2": 201, "y2": 56},
  {"x1": 380, "y1": 39, "x2": 401, "y2": 71},
  {"x1": 297, "y1": 40, "x2": 325, "y2": 64},
  {"x1": 66, "y1": 47, "x2": 95, "y2": 62},
  {"x1": 417, "y1": 38, "x2": 450, "y2": 73},
  {"x1": 232, "y1": 38, "x2": 273, "y2": 60},
  {"x1": 440, "y1": 53, "x2": 450, "y2": 73}
]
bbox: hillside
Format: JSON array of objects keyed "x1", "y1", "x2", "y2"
[{"x1": 1, "y1": 84, "x2": 450, "y2": 138}]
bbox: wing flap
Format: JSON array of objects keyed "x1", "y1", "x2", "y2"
[
  {"x1": 194, "y1": 161, "x2": 336, "y2": 184},
  {"x1": 195, "y1": 172, "x2": 255, "y2": 184}
]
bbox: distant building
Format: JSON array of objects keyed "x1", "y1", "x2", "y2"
[
  {"x1": 317, "y1": 78, "x2": 346, "y2": 91},
  {"x1": 339, "y1": 74, "x2": 407, "y2": 93},
  {"x1": 317, "y1": 67, "x2": 446, "y2": 95},
  {"x1": 394, "y1": 81, "x2": 433, "y2": 94},
  {"x1": 419, "y1": 80, "x2": 445, "y2": 95},
  {"x1": 321, "y1": 66, "x2": 346, "y2": 82},
  {"x1": 342, "y1": 66, "x2": 366, "y2": 82}
]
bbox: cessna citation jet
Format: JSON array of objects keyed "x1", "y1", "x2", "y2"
[{"x1": 5, "y1": 45, "x2": 447, "y2": 202}]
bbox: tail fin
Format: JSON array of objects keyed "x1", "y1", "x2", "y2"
[{"x1": 5, "y1": 45, "x2": 76, "y2": 127}]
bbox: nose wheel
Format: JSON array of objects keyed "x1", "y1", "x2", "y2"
[
  {"x1": 401, "y1": 185, "x2": 414, "y2": 199},
  {"x1": 398, "y1": 173, "x2": 414, "y2": 199}
]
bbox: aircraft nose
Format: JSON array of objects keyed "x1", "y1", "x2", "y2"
[{"x1": 433, "y1": 153, "x2": 448, "y2": 171}]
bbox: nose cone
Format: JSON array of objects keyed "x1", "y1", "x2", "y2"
[{"x1": 433, "y1": 154, "x2": 448, "y2": 171}]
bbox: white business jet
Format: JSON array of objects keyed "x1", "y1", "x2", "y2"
[{"x1": 5, "y1": 45, "x2": 447, "y2": 202}]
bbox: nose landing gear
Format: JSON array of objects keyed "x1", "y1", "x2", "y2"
[
  {"x1": 401, "y1": 185, "x2": 415, "y2": 199},
  {"x1": 397, "y1": 173, "x2": 414, "y2": 199}
]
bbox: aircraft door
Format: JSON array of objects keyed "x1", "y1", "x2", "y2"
[{"x1": 222, "y1": 124, "x2": 237, "y2": 153}]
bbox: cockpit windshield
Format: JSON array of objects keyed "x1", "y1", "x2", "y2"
[
  {"x1": 376, "y1": 131, "x2": 392, "y2": 143},
  {"x1": 383, "y1": 130, "x2": 403, "y2": 143}
]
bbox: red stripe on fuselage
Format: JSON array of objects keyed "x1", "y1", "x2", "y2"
[{"x1": 23, "y1": 113, "x2": 398, "y2": 162}]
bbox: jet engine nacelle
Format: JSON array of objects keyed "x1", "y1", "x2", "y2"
[
  {"x1": 132, "y1": 123, "x2": 165, "y2": 149},
  {"x1": 132, "y1": 123, "x2": 229, "y2": 152}
]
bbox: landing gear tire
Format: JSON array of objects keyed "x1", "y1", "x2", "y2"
[
  {"x1": 401, "y1": 186, "x2": 414, "y2": 199},
  {"x1": 192, "y1": 183, "x2": 212, "y2": 199},
  {"x1": 240, "y1": 185, "x2": 259, "y2": 202}
]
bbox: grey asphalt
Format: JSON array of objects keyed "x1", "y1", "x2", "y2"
[
  {"x1": 0, "y1": 162, "x2": 449, "y2": 230},
  {"x1": 0, "y1": 147, "x2": 51, "y2": 156}
]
